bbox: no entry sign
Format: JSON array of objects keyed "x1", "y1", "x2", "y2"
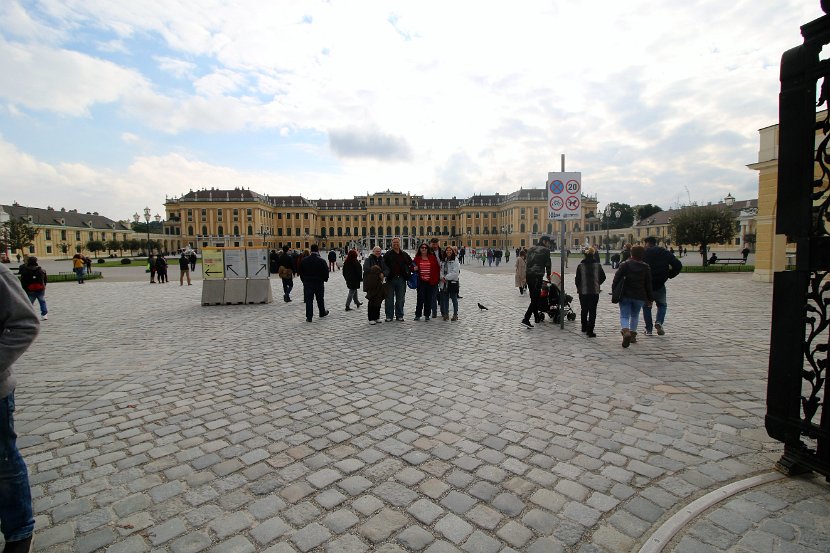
[{"x1": 548, "y1": 172, "x2": 581, "y2": 220}]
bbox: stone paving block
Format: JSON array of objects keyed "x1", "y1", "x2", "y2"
[
  {"x1": 374, "y1": 481, "x2": 419, "y2": 506},
  {"x1": 496, "y1": 520, "x2": 533, "y2": 548},
  {"x1": 207, "y1": 535, "x2": 255, "y2": 553},
  {"x1": 440, "y1": 490, "x2": 477, "y2": 514},
  {"x1": 408, "y1": 498, "x2": 445, "y2": 525},
  {"x1": 147, "y1": 517, "x2": 187, "y2": 546},
  {"x1": 325, "y1": 534, "x2": 369, "y2": 553},
  {"x1": 251, "y1": 516, "x2": 291, "y2": 545},
  {"x1": 210, "y1": 511, "x2": 253, "y2": 540},
  {"x1": 107, "y1": 535, "x2": 151, "y2": 553},
  {"x1": 397, "y1": 525, "x2": 435, "y2": 550},
  {"x1": 170, "y1": 531, "x2": 212, "y2": 553},
  {"x1": 435, "y1": 513, "x2": 474, "y2": 543},
  {"x1": 323, "y1": 509, "x2": 360, "y2": 533},
  {"x1": 75, "y1": 527, "x2": 118, "y2": 553},
  {"x1": 460, "y1": 529, "x2": 501, "y2": 553},
  {"x1": 359, "y1": 508, "x2": 408, "y2": 543}
]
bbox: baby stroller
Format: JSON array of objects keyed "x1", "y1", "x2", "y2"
[{"x1": 538, "y1": 272, "x2": 577, "y2": 324}]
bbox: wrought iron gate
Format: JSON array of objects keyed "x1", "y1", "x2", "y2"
[{"x1": 766, "y1": 3, "x2": 830, "y2": 479}]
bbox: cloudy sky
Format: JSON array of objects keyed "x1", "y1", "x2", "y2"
[{"x1": 0, "y1": 1, "x2": 823, "y2": 221}]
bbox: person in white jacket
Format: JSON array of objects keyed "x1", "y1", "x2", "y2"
[{"x1": 440, "y1": 246, "x2": 462, "y2": 321}]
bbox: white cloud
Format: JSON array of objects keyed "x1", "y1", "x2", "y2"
[{"x1": 0, "y1": 0, "x2": 825, "y2": 215}]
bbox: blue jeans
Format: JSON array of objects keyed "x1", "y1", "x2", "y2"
[
  {"x1": 415, "y1": 281, "x2": 436, "y2": 318},
  {"x1": 642, "y1": 286, "x2": 667, "y2": 332},
  {"x1": 74, "y1": 267, "x2": 84, "y2": 283},
  {"x1": 0, "y1": 392, "x2": 34, "y2": 542},
  {"x1": 385, "y1": 277, "x2": 407, "y2": 320},
  {"x1": 26, "y1": 290, "x2": 47, "y2": 317},
  {"x1": 619, "y1": 297, "x2": 646, "y2": 333},
  {"x1": 441, "y1": 285, "x2": 459, "y2": 316}
]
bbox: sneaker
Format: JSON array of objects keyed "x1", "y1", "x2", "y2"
[
  {"x1": 376, "y1": 319, "x2": 383, "y2": 324},
  {"x1": 655, "y1": 323, "x2": 665, "y2": 335},
  {"x1": 424, "y1": 317, "x2": 430, "y2": 321},
  {"x1": 414, "y1": 317, "x2": 421, "y2": 321},
  {"x1": 521, "y1": 319, "x2": 534, "y2": 329},
  {"x1": 369, "y1": 320, "x2": 376, "y2": 325},
  {"x1": 587, "y1": 332, "x2": 596, "y2": 338},
  {"x1": 345, "y1": 307, "x2": 352, "y2": 311},
  {"x1": 396, "y1": 318, "x2": 404, "y2": 322},
  {"x1": 385, "y1": 318, "x2": 393, "y2": 322},
  {"x1": 3, "y1": 536, "x2": 33, "y2": 553},
  {"x1": 320, "y1": 310, "x2": 329, "y2": 318},
  {"x1": 306, "y1": 318, "x2": 313, "y2": 322},
  {"x1": 41, "y1": 315, "x2": 48, "y2": 321},
  {"x1": 644, "y1": 330, "x2": 653, "y2": 336}
]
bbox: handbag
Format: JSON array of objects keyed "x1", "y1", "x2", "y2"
[
  {"x1": 611, "y1": 275, "x2": 625, "y2": 304},
  {"x1": 407, "y1": 271, "x2": 419, "y2": 289},
  {"x1": 447, "y1": 280, "x2": 459, "y2": 294},
  {"x1": 277, "y1": 266, "x2": 293, "y2": 279}
]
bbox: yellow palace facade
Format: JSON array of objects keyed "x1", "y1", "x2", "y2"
[{"x1": 163, "y1": 188, "x2": 600, "y2": 252}]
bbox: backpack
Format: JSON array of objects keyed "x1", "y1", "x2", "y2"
[{"x1": 21, "y1": 266, "x2": 46, "y2": 292}]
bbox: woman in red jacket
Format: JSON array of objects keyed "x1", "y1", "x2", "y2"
[{"x1": 413, "y1": 242, "x2": 440, "y2": 321}]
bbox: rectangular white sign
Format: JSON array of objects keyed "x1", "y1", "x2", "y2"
[
  {"x1": 223, "y1": 248, "x2": 247, "y2": 279},
  {"x1": 245, "y1": 248, "x2": 269, "y2": 279},
  {"x1": 547, "y1": 172, "x2": 582, "y2": 220}
]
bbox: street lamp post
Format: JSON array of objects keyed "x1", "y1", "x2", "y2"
[
  {"x1": 142, "y1": 207, "x2": 151, "y2": 254},
  {"x1": 603, "y1": 207, "x2": 621, "y2": 265}
]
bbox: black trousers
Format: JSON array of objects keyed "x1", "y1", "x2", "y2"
[
  {"x1": 523, "y1": 276, "x2": 543, "y2": 322},
  {"x1": 578, "y1": 293, "x2": 599, "y2": 333}
]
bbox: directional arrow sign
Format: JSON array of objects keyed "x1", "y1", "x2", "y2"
[
  {"x1": 223, "y1": 248, "x2": 246, "y2": 279},
  {"x1": 245, "y1": 248, "x2": 270, "y2": 279},
  {"x1": 201, "y1": 248, "x2": 225, "y2": 280}
]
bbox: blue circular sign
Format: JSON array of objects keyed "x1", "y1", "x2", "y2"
[{"x1": 550, "y1": 180, "x2": 564, "y2": 194}]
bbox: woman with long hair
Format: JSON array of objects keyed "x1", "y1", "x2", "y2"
[
  {"x1": 413, "y1": 242, "x2": 440, "y2": 321},
  {"x1": 515, "y1": 248, "x2": 527, "y2": 295},
  {"x1": 440, "y1": 246, "x2": 461, "y2": 321},
  {"x1": 342, "y1": 249, "x2": 363, "y2": 310}
]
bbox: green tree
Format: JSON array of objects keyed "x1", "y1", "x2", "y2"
[
  {"x1": 126, "y1": 238, "x2": 140, "y2": 255},
  {"x1": 603, "y1": 202, "x2": 634, "y2": 229},
  {"x1": 106, "y1": 239, "x2": 122, "y2": 255},
  {"x1": 2, "y1": 217, "x2": 38, "y2": 258},
  {"x1": 634, "y1": 203, "x2": 662, "y2": 220},
  {"x1": 59, "y1": 243, "x2": 69, "y2": 256},
  {"x1": 670, "y1": 206, "x2": 736, "y2": 266},
  {"x1": 86, "y1": 240, "x2": 105, "y2": 256}
]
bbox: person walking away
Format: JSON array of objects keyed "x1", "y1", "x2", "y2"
[
  {"x1": 189, "y1": 250, "x2": 197, "y2": 271},
  {"x1": 300, "y1": 244, "x2": 330, "y2": 322},
  {"x1": 515, "y1": 249, "x2": 527, "y2": 295},
  {"x1": 84, "y1": 256, "x2": 92, "y2": 274},
  {"x1": 72, "y1": 253, "x2": 85, "y2": 284},
  {"x1": 641, "y1": 236, "x2": 682, "y2": 336},
  {"x1": 741, "y1": 246, "x2": 750, "y2": 262},
  {"x1": 459, "y1": 246, "x2": 466, "y2": 265},
  {"x1": 440, "y1": 246, "x2": 461, "y2": 321},
  {"x1": 342, "y1": 249, "x2": 363, "y2": 310},
  {"x1": 612, "y1": 245, "x2": 653, "y2": 348},
  {"x1": 620, "y1": 244, "x2": 631, "y2": 264},
  {"x1": 363, "y1": 246, "x2": 386, "y2": 325},
  {"x1": 148, "y1": 254, "x2": 156, "y2": 283},
  {"x1": 521, "y1": 235, "x2": 552, "y2": 328},
  {"x1": 487, "y1": 249, "x2": 494, "y2": 267},
  {"x1": 156, "y1": 254, "x2": 168, "y2": 283},
  {"x1": 179, "y1": 252, "x2": 191, "y2": 285},
  {"x1": 381, "y1": 237, "x2": 412, "y2": 322},
  {"x1": 277, "y1": 245, "x2": 295, "y2": 302},
  {"x1": 0, "y1": 262, "x2": 40, "y2": 552},
  {"x1": 269, "y1": 249, "x2": 279, "y2": 275},
  {"x1": 412, "y1": 243, "x2": 440, "y2": 321},
  {"x1": 19, "y1": 256, "x2": 48, "y2": 320},
  {"x1": 328, "y1": 249, "x2": 338, "y2": 272},
  {"x1": 505, "y1": 249, "x2": 510, "y2": 263},
  {"x1": 574, "y1": 248, "x2": 605, "y2": 337}
]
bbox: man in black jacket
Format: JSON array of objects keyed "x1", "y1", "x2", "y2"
[
  {"x1": 382, "y1": 237, "x2": 412, "y2": 322},
  {"x1": 642, "y1": 236, "x2": 682, "y2": 336},
  {"x1": 300, "y1": 244, "x2": 330, "y2": 322},
  {"x1": 521, "y1": 235, "x2": 552, "y2": 328}
]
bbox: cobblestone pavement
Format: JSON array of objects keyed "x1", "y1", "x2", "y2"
[{"x1": 11, "y1": 264, "x2": 829, "y2": 552}]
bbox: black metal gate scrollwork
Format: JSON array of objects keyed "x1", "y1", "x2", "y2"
[{"x1": 766, "y1": 2, "x2": 830, "y2": 480}]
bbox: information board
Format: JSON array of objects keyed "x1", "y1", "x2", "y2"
[
  {"x1": 223, "y1": 248, "x2": 247, "y2": 279},
  {"x1": 547, "y1": 172, "x2": 582, "y2": 220},
  {"x1": 201, "y1": 248, "x2": 225, "y2": 280},
  {"x1": 245, "y1": 248, "x2": 269, "y2": 279}
]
